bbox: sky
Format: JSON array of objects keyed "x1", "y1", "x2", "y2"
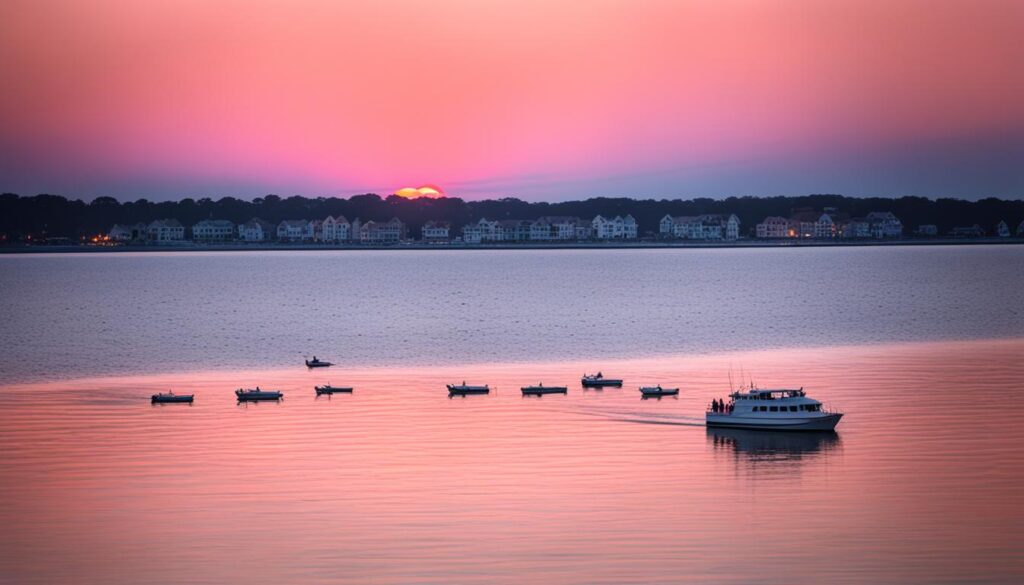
[{"x1": 1, "y1": 0, "x2": 1022, "y2": 201}]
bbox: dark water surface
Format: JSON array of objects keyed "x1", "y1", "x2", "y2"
[{"x1": 1, "y1": 247, "x2": 1022, "y2": 584}]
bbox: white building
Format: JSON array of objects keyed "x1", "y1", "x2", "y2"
[
  {"x1": 996, "y1": 220, "x2": 1010, "y2": 237},
  {"x1": 147, "y1": 219, "x2": 185, "y2": 242},
  {"x1": 790, "y1": 211, "x2": 836, "y2": 239},
  {"x1": 593, "y1": 215, "x2": 638, "y2": 239},
  {"x1": 463, "y1": 218, "x2": 499, "y2": 244},
  {"x1": 421, "y1": 221, "x2": 450, "y2": 242},
  {"x1": 192, "y1": 219, "x2": 235, "y2": 242},
  {"x1": 320, "y1": 215, "x2": 352, "y2": 242},
  {"x1": 864, "y1": 212, "x2": 903, "y2": 238},
  {"x1": 359, "y1": 218, "x2": 404, "y2": 243},
  {"x1": 534, "y1": 216, "x2": 578, "y2": 240},
  {"x1": 661, "y1": 214, "x2": 739, "y2": 240},
  {"x1": 755, "y1": 216, "x2": 791, "y2": 239},
  {"x1": 277, "y1": 220, "x2": 313, "y2": 241},
  {"x1": 1018, "y1": 220, "x2": 1024, "y2": 237},
  {"x1": 238, "y1": 218, "x2": 274, "y2": 242}
]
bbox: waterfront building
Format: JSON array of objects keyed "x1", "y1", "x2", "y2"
[
  {"x1": 575, "y1": 218, "x2": 594, "y2": 240},
  {"x1": 238, "y1": 218, "x2": 274, "y2": 242},
  {"x1": 320, "y1": 215, "x2": 351, "y2": 242},
  {"x1": 497, "y1": 220, "x2": 531, "y2": 242},
  {"x1": 790, "y1": 210, "x2": 836, "y2": 239},
  {"x1": 996, "y1": 220, "x2": 1010, "y2": 237},
  {"x1": 277, "y1": 220, "x2": 313, "y2": 241},
  {"x1": 147, "y1": 219, "x2": 185, "y2": 242},
  {"x1": 916, "y1": 224, "x2": 938, "y2": 236},
  {"x1": 532, "y1": 217, "x2": 581, "y2": 240},
  {"x1": 661, "y1": 214, "x2": 738, "y2": 240},
  {"x1": 421, "y1": 221, "x2": 450, "y2": 242},
  {"x1": 359, "y1": 217, "x2": 404, "y2": 243},
  {"x1": 1018, "y1": 220, "x2": 1024, "y2": 237},
  {"x1": 462, "y1": 218, "x2": 499, "y2": 244},
  {"x1": 593, "y1": 215, "x2": 638, "y2": 239},
  {"x1": 108, "y1": 223, "x2": 147, "y2": 242},
  {"x1": 755, "y1": 216, "x2": 792, "y2": 239},
  {"x1": 865, "y1": 212, "x2": 903, "y2": 238},
  {"x1": 191, "y1": 219, "x2": 235, "y2": 242}
]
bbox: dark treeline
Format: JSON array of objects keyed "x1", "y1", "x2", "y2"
[{"x1": 2, "y1": 192, "x2": 1023, "y2": 240}]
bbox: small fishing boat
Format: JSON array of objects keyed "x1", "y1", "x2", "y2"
[
  {"x1": 315, "y1": 384, "x2": 353, "y2": 395},
  {"x1": 235, "y1": 387, "x2": 283, "y2": 401},
  {"x1": 521, "y1": 383, "x2": 568, "y2": 396},
  {"x1": 639, "y1": 385, "x2": 679, "y2": 397},
  {"x1": 581, "y1": 372, "x2": 623, "y2": 387},
  {"x1": 151, "y1": 391, "x2": 194, "y2": 404},
  {"x1": 305, "y1": 357, "x2": 333, "y2": 368},
  {"x1": 447, "y1": 382, "x2": 490, "y2": 395}
]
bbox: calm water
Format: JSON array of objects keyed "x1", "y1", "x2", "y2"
[{"x1": 1, "y1": 247, "x2": 1023, "y2": 584}]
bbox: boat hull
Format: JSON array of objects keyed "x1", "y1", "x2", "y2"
[
  {"x1": 315, "y1": 387, "x2": 353, "y2": 395},
  {"x1": 706, "y1": 413, "x2": 843, "y2": 431},
  {"x1": 522, "y1": 387, "x2": 568, "y2": 395},
  {"x1": 582, "y1": 380, "x2": 622, "y2": 387},
  {"x1": 305, "y1": 362, "x2": 331, "y2": 368},
  {"x1": 236, "y1": 393, "x2": 283, "y2": 401},
  {"x1": 448, "y1": 388, "x2": 490, "y2": 395},
  {"x1": 151, "y1": 395, "x2": 193, "y2": 403}
]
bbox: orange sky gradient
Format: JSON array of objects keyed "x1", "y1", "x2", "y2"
[{"x1": 0, "y1": 0, "x2": 1021, "y2": 200}]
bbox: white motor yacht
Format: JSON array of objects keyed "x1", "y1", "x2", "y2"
[{"x1": 706, "y1": 387, "x2": 842, "y2": 431}]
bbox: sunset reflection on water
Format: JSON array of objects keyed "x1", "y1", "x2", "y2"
[{"x1": 1, "y1": 339, "x2": 1022, "y2": 584}]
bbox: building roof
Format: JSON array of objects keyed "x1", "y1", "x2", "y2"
[
  {"x1": 193, "y1": 219, "x2": 234, "y2": 228},
  {"x1": 278, "y1": 219, "x2": 309, "y2": 228},
  {"x1": 149, "y1": 219, "x2": 183, "y2": 228}
]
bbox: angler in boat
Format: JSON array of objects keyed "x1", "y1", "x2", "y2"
[
  {"x1": 705, "y1": 387, "x2": 843, "y2": 431},
  {"x1": 151, "y1": 390, "x2": 194, "y2": 404},
  {"x1": 447, "y1": 382, "x2": 490, "y2": 395},
  {"x1": 235, "y1": 387, "x2": 284, "y2": 401},
  {"x1": 581, "y1": 372, "x2": 623, "y2": 387},
  {"x1": 521, "y1": 383, "x2": 568, "y2": 395},
  {"x1": 305, "y1": 356, "x2": 333, "y2": 368}
]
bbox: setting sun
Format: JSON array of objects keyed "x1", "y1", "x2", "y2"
[{"x1": 394, "y1": 185, "x2": 444, "y2": 199}]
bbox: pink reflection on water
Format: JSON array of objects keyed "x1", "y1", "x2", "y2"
[{"x1": 1, "y1": 339, "x2": 1022, "y2": 584}]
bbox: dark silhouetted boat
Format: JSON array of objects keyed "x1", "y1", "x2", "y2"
[
  {"x1": 305, "y1": 357, "x2": 333, "y2": 368},
  {"x1": 151, "y1": 391, "x2": 194, "y2": 404},
  {"x1": 447, "y1": 382, "x2": 490, "y2": 395},
  {"x1": 581, "y1": 372, "x2": 623, "y2": 387},
  {"x1": 315, "y1": 384, "x2": 353, "y2": 395},
  {"x1": 235, "y1": 387, "x2": 283, "y2": 401},
  {"x1": 639, "y1": 385, "x2": 679, "y2": 397},
  {"x1": 521, "y1": 383, "x2": 568, "y2": 395}
]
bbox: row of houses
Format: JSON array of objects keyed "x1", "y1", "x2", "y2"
[
  {"x1": 108, "y1": 217, "x2": 408, "y2": 244},
  {"x1": 461, "y1": 215, "x2": 639, "y2": 243},
  {"x1": 659, "y1": 214, "x2": 741, "y2": 240},
  {"x1": 755, "y1": 209, "x2": 904, "y2": 239},
  {"x1": 106, "y1": 214, "x2": 1024, "y2": 245}
]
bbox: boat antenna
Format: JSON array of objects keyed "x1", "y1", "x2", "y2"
[{"x1": 728, "y1": 368, "x2": 735, "y2": 393}]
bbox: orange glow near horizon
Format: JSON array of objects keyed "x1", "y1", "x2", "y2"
[{"x1": 394, "y1": 185, "x2": 445, "y2": 199}]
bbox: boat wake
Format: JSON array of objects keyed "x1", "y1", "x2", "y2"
[{"x1": 573, "y1": 406, "x2": 706, "y2": 427}]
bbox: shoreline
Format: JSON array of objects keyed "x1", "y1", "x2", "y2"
[{"x1": 1, "y1": 237, "x2": 1022, "y2": 254}]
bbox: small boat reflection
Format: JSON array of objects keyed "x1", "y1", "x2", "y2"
[{"x1": 707, "y1": 427, "x2": 841, "y2": 462}]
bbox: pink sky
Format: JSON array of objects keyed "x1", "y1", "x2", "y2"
[{"x1": 1, "y1": 0, "x2": 1022, "y2": 200}]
